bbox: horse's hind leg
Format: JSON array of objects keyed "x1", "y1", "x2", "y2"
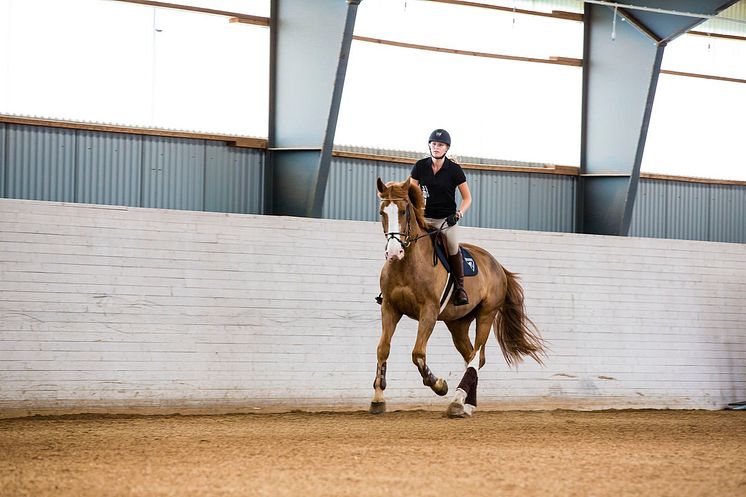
[
  {"x1": 446, "y1": 316, "x2": 474, "y2": 364},
  {"x1": 446, "y1": 312, "x2": 494, "y2": 418},
  {"x1": 445, "y1": 317, "x2": 476, "y2": 418},
  {"x1": 370, "y1": 303, "x2": 402, "y2": 414}
]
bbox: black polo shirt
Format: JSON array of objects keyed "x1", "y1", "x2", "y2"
[{"x1": 410, "y1": 157, "x2": 467, "y2": 219}]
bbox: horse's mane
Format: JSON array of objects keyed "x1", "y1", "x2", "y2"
[{"x1": 406, "y1": 180, "x2": 427, "y2": 230}]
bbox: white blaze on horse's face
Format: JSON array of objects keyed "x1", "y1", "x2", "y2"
[{"x1": 382, "y1": 202, "x2": 405, "y2": 261}]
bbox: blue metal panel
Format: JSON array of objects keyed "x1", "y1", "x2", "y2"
[
  {"x1": 0, "y1": 123, "x2": 5, "y2": 196},
  {"x1": 466, "y1": 170, "x2": 530, "y2": 230},
  {"x1": 529, "y1": 174, "x2": 576, "y2": 232},
  {"x1": 204, "y1": 144, "x2": 265, "y2": 214},
  {"x1": 579, "y1": 4, "x2": 664, "y2": 236},
  {"x1": 708, "y1": 184, "x2": 746, "y2": 243},
  {"x1": 76, "y1": 131, "x2": 142, "y2": 207},
  {"x1": 666, "y1": 181, "x2": 710, "y2": 241},
  {"x1": 141, "y1": 137, "x2": 205, "y2": 211},
  {"x1": 269, "y1": 0, "x2": 361, "y2": 217},
  {"x1": 628, "y1": 179, "x2": 668, "y2": 238},
  {"x1": 5, "y1": 125, "x2": 76, "y2": 202},
  {"x1": 270, "y1": 149, "x2": 323, "y2": 215},
  {"x1": 579, "y1": 0, "x2": 735, "y2": 236}
]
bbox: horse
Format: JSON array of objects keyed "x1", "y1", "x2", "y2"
[{"x1": 371, "y1": 177, "x2": 546, "y2": 417}]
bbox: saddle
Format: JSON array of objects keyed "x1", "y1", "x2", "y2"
[{"x1": 430, "y1": 232, "x2": 478, "y2": 276}]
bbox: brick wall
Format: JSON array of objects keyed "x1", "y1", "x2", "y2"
[{"x1": 1, "y1": 199, "x2": 744, "y2": 415}]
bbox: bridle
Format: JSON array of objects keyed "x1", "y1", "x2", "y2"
[
  {"x1": 381, "y1": 197, "x2": 415, "y2": 248},
  {"x1": 380, "y1": 197, "x2": 451, "y2": 250}
]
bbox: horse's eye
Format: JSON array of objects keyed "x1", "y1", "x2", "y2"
[{"x1": 399, "y1": 209, "x2": 405, "y2": 216}]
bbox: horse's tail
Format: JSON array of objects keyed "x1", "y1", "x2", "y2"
[{"x1": 493, "y1": 268, "x2": 546, "y2": 366}]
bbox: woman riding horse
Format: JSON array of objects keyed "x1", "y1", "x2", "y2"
[
  {"x1": 373, "y1": 177, "x2": 545, "y2": 418},
  {"x1": 410, "y1": 128, "x2": 472, "y2": 306}
]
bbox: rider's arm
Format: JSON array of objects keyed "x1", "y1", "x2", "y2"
[{"x1": 457, "y1": 182, "x2": 472, "y2": 219}]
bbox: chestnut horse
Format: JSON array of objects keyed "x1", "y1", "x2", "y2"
[{"x1": 371, "y1": 177, "x2": 545, "y2": 417}]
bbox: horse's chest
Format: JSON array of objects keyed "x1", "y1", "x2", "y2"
[
  {"x1": 388, "y1": 286, "x2": 417, "y2": 311},
  {"x1": 382, "y1": 265, "x2": 443, "y2": 315}
]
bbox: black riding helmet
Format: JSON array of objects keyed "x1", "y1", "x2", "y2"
[{"x1": 428, "y1": 129, "x2": 451, "y2": 146}]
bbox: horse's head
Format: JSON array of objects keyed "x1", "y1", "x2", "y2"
[{"x1": 377, "y1": 177, "x2": 426, "y2": 262}]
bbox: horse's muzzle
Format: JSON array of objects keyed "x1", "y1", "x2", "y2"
[
  {"x1": 385, "y1": 247, "x2": 404, "y2": 261},
  {"x1": 385, "y1": 236, "x2": 405, "y2": 261}
]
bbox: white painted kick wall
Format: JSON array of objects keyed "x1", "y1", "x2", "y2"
[{"x1": 1, "y1": 198, "x2": 744, "y2": 416}]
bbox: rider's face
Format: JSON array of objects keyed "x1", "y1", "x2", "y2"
[{"x1": 429, "y1": 141, "x2": 448, "y2": 159}]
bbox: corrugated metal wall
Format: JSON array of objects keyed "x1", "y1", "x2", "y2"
[
  {"x1": 323, "y1": 156, "x2": 576, "y2": 232},
  {"x1": 709, "y1": 183, "x2": 746, "y2": 243},
  {"x1": 5, "y1": 125, "x2": 76, "y2": 202},
  {"x1": 1, "y1": 122, "x2": 743, "y2": 243},
  {"x1": 77, "y1": 131, "x2": 142, "y2": 206},
  {"x1": 141, "y1": 137, "x2": 206, "y2": 211},
  {"x1": 205, "y1": 143, "x2": 265, "y2": 214},
  {"x1": 0, "y1": 124, "x2": 5, "y2": 197},
  {"x1": 468, "y1": 170, "x2": 530, "y2": 230},
  {"x1": 0, "y1": 123, "x2": 264, "y2": 215},
  {"x1": 327, "y1": 155, "x2": 744, "y2": 242},
  {"x1": 630, "y1": 178, "x2": 746, "y2": 243}
]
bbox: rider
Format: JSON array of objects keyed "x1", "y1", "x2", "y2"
[{"x1": 410, "y1": 129, "x2": 472, "y2": 306}]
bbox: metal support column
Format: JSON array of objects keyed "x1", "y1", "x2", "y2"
[
  {"x1": 578, "y1": 0, "x2": 737, "y2": 235},
  {"x1": 267, "y1": 0, "x2": 361, "y2": 217}
]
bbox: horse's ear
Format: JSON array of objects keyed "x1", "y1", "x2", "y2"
[
  {"x1": 376, "y1": 177, "x2": 386, "y2": 196},
  {"x1": 404, "y1": 176, "x2": 417, "y2": 203}
]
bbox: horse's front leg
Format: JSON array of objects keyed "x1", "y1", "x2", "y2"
[
  {"x1": 370, "y1": 303, "x2": 402, "y2": 414},
  {"x1": 413, "y1": 307, "x2": 448, "y2": 396}
]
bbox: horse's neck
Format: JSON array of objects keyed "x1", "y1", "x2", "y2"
[{"x1": 400, "y1": 228, "x2": 435, "y2": 273}]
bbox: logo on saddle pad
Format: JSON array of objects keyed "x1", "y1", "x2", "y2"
[
  {"x1": 434, "y1": 244, "x2": 479, "y2": 277},
  {"x1": 464, "y1": 255, "x2": 476, "y2": 273}
]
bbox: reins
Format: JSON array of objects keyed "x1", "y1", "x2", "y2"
[{"x1": 409, "y1": 221, "x2": 450, "y2": 243}]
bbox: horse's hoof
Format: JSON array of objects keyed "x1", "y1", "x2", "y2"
[
  {"x1": 432, "y1": 378, "x2": 448, "y2": 396},
  {"x1": 446, "y1": 401, "x2": 466, "y2": 418},
  {"x1": 369, "y1": 401, "x2": 386, "y2": 414}
]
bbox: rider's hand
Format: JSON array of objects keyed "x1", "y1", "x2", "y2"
[{"x1": 446, "y1": 212, "x2": 459, "y2": 227}]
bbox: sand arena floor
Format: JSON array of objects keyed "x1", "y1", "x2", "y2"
[{"x1": 1, "y1": 409, "x2": 744, "y2": 497}]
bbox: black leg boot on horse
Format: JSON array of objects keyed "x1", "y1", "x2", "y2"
[
  {"x1": 448, "y1": 252, "x2": 469, "y2": 306},
  {"x1": 447, "y1": 366, "x2": 478, "y2": 418}
]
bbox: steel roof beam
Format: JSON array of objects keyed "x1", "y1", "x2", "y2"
[
  {"x1": 578, "y1": 0, "x2": 738, "y2": 236},
  {"x1": 267, "y1": 0, "x2": 361, "y2": 217}
]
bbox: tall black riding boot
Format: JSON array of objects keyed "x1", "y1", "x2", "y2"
[{"x1": 448, "y1": 252, "x2": 469, "y2": 306}]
